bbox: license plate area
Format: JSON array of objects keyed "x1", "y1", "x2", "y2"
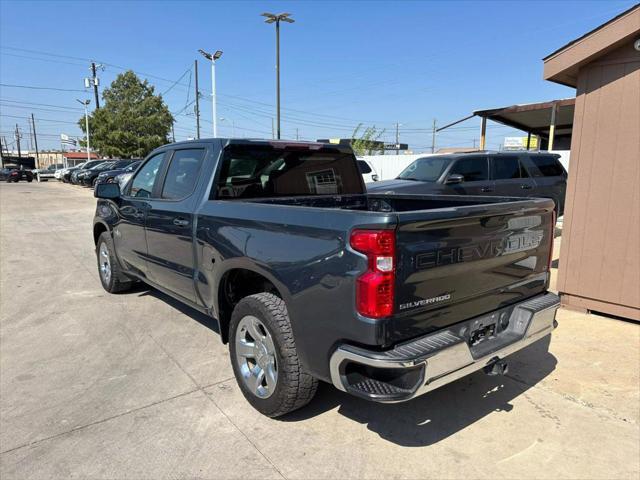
[{"x1": 469, "y1": 322, "x2": 497, "y2": 347}]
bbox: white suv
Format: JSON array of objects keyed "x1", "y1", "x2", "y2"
[{"x1": 357, "y1": 159, "x2": 379, "y2": 183}]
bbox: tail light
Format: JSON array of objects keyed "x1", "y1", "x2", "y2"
[
  {"x1": 548, "y1": 210, "x2": 557, "y2": 270},
  {"x1": 350, "y1": 229, "x2": 395, "y2": 318}
]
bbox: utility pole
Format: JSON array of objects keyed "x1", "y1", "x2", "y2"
[
  {"x1": 194, "y1": 59, "x2": 201, "y2": 139},
  {"x1": 395, "y1": 122, "x2": 400, "y2": 155},
  {"x1": 77, "y1": 99, "x2": 91, "y2": 162},
  {"x1": 31, "y1": 114, "x2": 40, "y2": 168},
  {"x1": 15, "y1": 124, "x2": 21, "y2": 158},
  {"x1": 87, "y1": 62, "x2": 101, "y2": 109},
  {"x1": 271, "y1": 118, "x2": 275, "y2": 139},
  {"x1": 431, "y1": 118, "x2": 437, "y2": 154},
  {"x1": 171, "y1": 121, "x2": 176, "y2": 142},
  {"x1": 261, "y1": 12, "x2": 295, "y2": 139},
  {"x1": 295, "y1": 128, "x2": 299, "y2": 140}
]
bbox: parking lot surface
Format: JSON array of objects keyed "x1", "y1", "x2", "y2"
[{"x1": 1, "y1": 181, "x2": 639, "y2": 479}]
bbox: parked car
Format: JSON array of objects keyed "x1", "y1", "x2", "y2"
[
  {"x1": 83, "y1": 160, "x2": 136, "y2": 187},
  {"x1": 367, "y1": 152, "x2": 567, "y2": 215},
  {"x1": 34, "y1": 163, "x2": 64, "y2": 182},
  {"x1": 70, "y1": 160, "x2": 106, "y2": 184},
  {"x1": 1, "y1": 168, "x2": 34, "y2": 182},
  {"x1": 93, "y1": 139, "x2": 559, "y2": 417},
  {"x1": 357, "y1": 159, "x2": 379, "y2": 183},
  {"x1": 61, "y1": 163, "x2": 87, "y2": 183},
  {"x1": 95, "y1": 160, "x2": 141, "y2": 185}
]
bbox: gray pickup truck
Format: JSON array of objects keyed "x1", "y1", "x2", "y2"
[{"x1": 93, "y1": 139, "x2": 560, "y2": 417}]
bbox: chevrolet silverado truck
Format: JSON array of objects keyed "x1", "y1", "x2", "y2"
[{"x1": 93, "y1": 139, "x2": 560, "y2": 417}]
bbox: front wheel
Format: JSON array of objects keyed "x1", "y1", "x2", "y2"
[
  {"x1": 96, "y1": 232, "x2": 133, "y2": 293},
  {"x1": 229, "y1": 293, "x2": 318, "y2": 417}
]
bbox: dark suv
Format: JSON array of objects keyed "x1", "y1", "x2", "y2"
[{"x1": 367, "y1": 152, "x2": 567, "y2": 215}]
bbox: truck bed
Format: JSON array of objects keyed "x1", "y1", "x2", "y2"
[{"x1": 248, "y1": 192, "x2": 516, "y2": 212}]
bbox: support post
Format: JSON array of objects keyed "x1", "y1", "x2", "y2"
[
  {"x1": 479, "y1": 116, "x2": 487, "y2": 150},
  {"x1": 31, "y1": 114, "x2": 40, "y2": 168},
  {"x1": 275, "y1": 19, "x2": 281, "y2": 139},
  {"x1": 548, "y1": 102, "x2": 557, "y2": 151},
  {"x1": 526, "y1": 132, "x2": 532, "y2": 151},
  {"x1": 431, "y1": 118, "x2": 437, "y2": 153}
]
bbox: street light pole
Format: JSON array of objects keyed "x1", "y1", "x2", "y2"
[
  {"x1": 261, "y1": 12, "x2": 294, "y2": 140},
  {"x1": 77, "y1": 99, "x2": 91, "y2": 162},
  {"x1": 198, "y1": 49, "x2": 223, "y2": 137}
]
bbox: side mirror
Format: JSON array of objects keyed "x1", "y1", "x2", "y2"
[
  {"x1": 445, "y1": 173, "x2": 464, "y2": 185},
  {"x1": 94, "y1": 182, "x2": 121, "y2": 199}
]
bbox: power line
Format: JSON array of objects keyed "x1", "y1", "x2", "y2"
[{"x1": 0, "y1": 82, "x2": 86, "y2": 93}]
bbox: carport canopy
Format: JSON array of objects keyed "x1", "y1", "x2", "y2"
[{"x1": 473, "y1": 98, "x2": 575, "y2": 150}]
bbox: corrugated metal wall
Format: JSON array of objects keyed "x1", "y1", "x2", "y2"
[{"x1": 557, "y1": 41, "x2": 640, "y2": 320}]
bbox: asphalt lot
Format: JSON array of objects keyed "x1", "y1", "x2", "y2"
[{"x1": 1, "y1": 181, "x2": 639, "y2": 479}]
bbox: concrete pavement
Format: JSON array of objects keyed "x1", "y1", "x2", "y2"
[{"x1": 1, "y1": 181, "x2": 638, "y2": 479}]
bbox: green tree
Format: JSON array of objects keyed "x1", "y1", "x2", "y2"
[
  {"x1": 78, "y1": 71, "x2": 173, "y2": 158},
  {"x1": 350, "y1": 123, "x2": 386, "y2": 156}
]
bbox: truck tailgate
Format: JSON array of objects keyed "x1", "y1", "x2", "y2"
[{"x1": 389, "y1": 199, "x2": 555, "y2": 344}]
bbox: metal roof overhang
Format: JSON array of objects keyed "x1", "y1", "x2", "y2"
[{"x1": 473, "y1": 98, "x2": 575, "y2": 138}]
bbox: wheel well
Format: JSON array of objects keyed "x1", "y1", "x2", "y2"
[
  {"x1": 217, "y1": 269, "x2": 280, "y2": 343},
  {"x1": 93, "y1": 223, "x2": 108, "y2": 245}
]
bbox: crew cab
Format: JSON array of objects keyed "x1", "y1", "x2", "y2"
[{"x1": 93, "y1": 139, "x2": 560, "y2": 417}]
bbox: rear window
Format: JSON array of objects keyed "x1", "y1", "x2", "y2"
[
  {"x1": 357, "y1": 160, "x2": 372, "y2": 174},
  {"x1": 213, "y1": 144, "x2": 364, "y2": 199},
  {"x1": 491, "y1": 156, "x2": 529, "y2": 179},
  {"x1": 528, "y1": 155, "x2": 565, "y2": 177}
]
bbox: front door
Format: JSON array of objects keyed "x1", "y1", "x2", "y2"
[
  {"x1": 144, "y1": 147, "x2": 207, "y2": 303},
  {"x1": 114, "y1": 152, "x2": 166, "y2": 278},
  {"x1": 443, "y1": 155, "x2": 494, "y2": 195}
]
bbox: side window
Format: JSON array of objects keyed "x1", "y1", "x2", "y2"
[
  {"x1": 492, "y1": 156, "x2": 521, "y2": 179},
  {"x1": 357, "y1": 160, "x2": 372, "y2": 174},
  {"x1": 129, "y1": 153, "x2": 165, "y2": 198},
  {"x1": 449, "y1": 157, "x2": 488, "y2": 182},
  {"x1": 161, "y1": 149, "x2": 205, "y2": 200},
  {"x1": 528, "y1": 155, "x2": 565, "y2": 177}
]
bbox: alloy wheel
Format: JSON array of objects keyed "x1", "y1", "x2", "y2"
[{"x1": 234, "y1": 315, "x2": 278, "y2": 398}]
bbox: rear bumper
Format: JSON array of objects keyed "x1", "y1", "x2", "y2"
[{"x1": 329, "y1": 292, "x2": 560, "y2": 402}]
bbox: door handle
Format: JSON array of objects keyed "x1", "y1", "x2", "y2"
[
  {"x1": 173, "y1": 218, "x2": 190, "y2": 227},
  {"x1": 520, "y1": 184, "x2": 532, "y2": 190},
  {"x1": 481, "y1": 187, "x2": 494, "y2": 193}
]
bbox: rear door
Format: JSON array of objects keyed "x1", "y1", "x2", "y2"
[
  {"x1": 115, "y1": 151, "x2": 167, "y2": 278},
  {"x1": 391, "y1": 200, "x2": 555, "y2": 341},
  {"x1": 522, "y1": 154, "x2": 567, "y2": 215},
  {"x1": 443, "y1": 155, "x2": 494, "y2": 195},
  {"x1": 491, "y1": 155, "x2": 535, "y2": 196},
  {"x1": 144, "y1": 146, "x2": 208, "y2": 303}
]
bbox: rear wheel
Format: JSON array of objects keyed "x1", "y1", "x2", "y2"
[
  {"x1": 229, "y1": 293, "x2": 318, "y2": 417},
  {"x1": 96, "y1": 232, "x2": 133, "y2": 293}
]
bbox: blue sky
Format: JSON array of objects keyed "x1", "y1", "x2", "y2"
[{"x1": 0, "y1": 0, "x2": 635, "y2": 152}]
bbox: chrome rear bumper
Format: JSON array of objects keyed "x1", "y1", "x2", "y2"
[{"x1": 329, "y1": 293, "x2": 560, "y2": 402}]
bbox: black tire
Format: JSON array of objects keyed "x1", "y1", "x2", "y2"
[
  {"x1": 27, "y1": 178, "x2": 32, "y2": 182},
  {"x1": 92, "y1": 177, "x2": 98, "y2": 188},
  {"x1": 229, "y1": 293, "x2": 318, "y2": 417},
  {"x1": 96, "y1": 232, "x2": 133, "y2": 293}
]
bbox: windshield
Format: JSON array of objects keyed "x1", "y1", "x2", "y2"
[
  {"x1": 397, "y1": 156, "x2": 452, "y2": 182},
  {"x1": 214, "y1": 144, "x2": 364, "y2": 199}
]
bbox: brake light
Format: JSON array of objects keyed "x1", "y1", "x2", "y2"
[
  {"x1": 548, "y1": 210, "x2": 556, "y2": 270},
  {"x1": 350, "y1": 229, "x2": 395, "y2": 318}
]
